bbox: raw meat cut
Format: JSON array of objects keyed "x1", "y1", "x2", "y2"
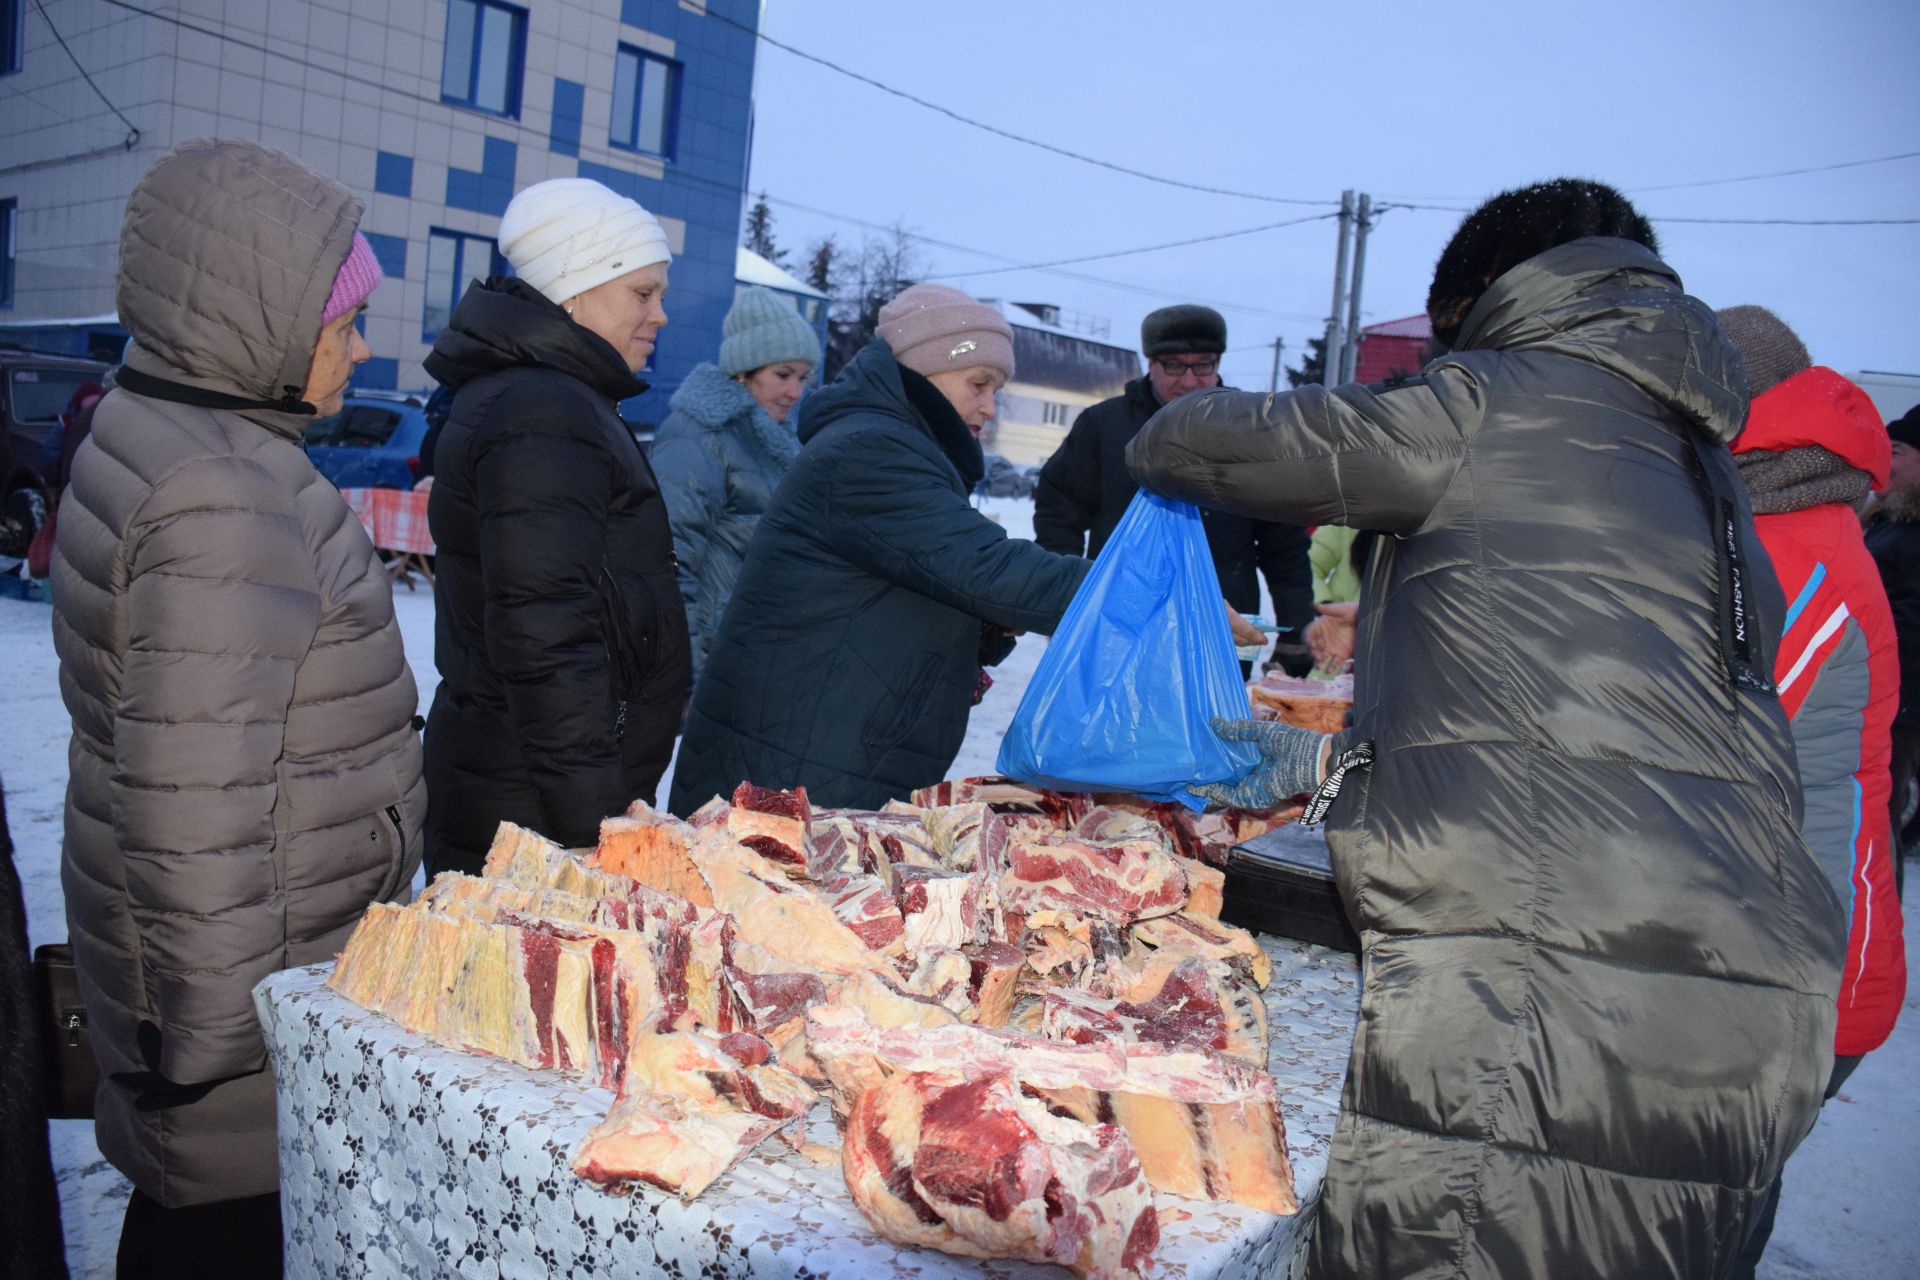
[
  {"x1": 901, "y1": 947, "x2": 974, "y2": 1018},
  {"x1": 827, "y1": 875, "x2": 906, "y2": 954},
  {"x1": 1248, "y1": 671, "x2": 1353, "y2": 734},
  {"x1": 726, "y1": 782, "x2": 815, "y2": 876},
  {"x1": 807, "y1": 1005, "x2": 1296, "y2": 1215},
  {"x1": 452, "y1": 845, "x2": 742, "y2": 1032},
  {"x1": 690, "y1": 828, "x2": 893, "y2": 977},
  {"x1": 965, "y1": 942, "x2": 1027, "y2": 1028},
  {"x1": 843, "y1": 1070, "x2": 1158, "y2": 1279},
  {"x1": 593, "y1": 810, "x2": 712, "y2": 906},
  {"x1": 571, "y1": 1028, "x2": 816, "y2": 1199},
  {"x1": 1180, "y1": 859, "x2": 1226, "y2": 921},
  {"x1": 331, "y1": 903, "x2": 654, "y2": 1090},
  {"x1": 999, "y1": 835, "x2": 1189, "y2": 927},
  {"x1": 892, "y1": 864, "x2": 993, "y2": 951},
  {"x1": 1043, "y1": 955, "x2": 1268, "y2": 1065},
  {"x1": 1130, "y1": 912, "x2": 1273, "y2": 988}
]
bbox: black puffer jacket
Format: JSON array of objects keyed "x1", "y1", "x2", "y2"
[
  {"x1": 1034, "y1": 376, "x2": 1312, "y2": 636},
  {"x1": 669, "y1": 340, "x2": 1087, "y2": 813},
  {"x1": 1130, "y1": 238, "x2": 1846, "y2": 1280},
  {"x1": 1865, "y1": 496, "x2": 1920, "y2": 727},
  {"x1": 424, "y1": 277, "x2": 690, "y2": 875}
]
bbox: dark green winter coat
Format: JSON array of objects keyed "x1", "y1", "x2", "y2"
[
  {"x1": 669, "y1": 340, "x2": 1088, "y2": 813},
  {"x1": 1129, "y1": 238, "x2": 1846, "y2": 1280}
]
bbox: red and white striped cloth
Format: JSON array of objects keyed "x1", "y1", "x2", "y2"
[{"x1": 341, "y1": 487, "x2": 435, "y2": 556}]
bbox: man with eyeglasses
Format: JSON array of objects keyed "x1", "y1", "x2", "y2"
[{"x1": 1035, "y1": 304, "x2": 1313, "y2": 674}]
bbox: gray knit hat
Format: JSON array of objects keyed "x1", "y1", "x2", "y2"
[
  {"x1": 719, "y1": 286, "x2": 820, "y2": 376},
  {"x1": 877, "y1": 283, "x2": 1015, "y2": 381},
  {"x1": 1716, "y1": 305, "x2": 1812, "y2": 399}
]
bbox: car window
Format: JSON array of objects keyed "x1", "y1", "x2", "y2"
[
  {"x1": 304, "y1": 411, "x2": 348, "y2": 447},
  {"x1": 340, "y1": 407, "x2": 400, "y2": 447},
  {"x1": 7, "y1": 367, "x2": 97, "y2": 425}
]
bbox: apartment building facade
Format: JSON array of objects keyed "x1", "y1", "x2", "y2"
[{"x1": 0, "y1": 0, "x2": 757, "y2": 423}]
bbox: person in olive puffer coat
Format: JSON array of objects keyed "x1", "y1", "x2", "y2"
[
  {"x1": 1130, "y1": 179, "x2": 1846, "y2": 1280},
  {"x1": 423, "y1": 179, "x2": 690, "y2": 877},
  {"x1": 52, "y1": 139, "x2": 423, "y2": 1273}
]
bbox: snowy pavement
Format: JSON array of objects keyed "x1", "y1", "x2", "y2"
[{"x1": 4, "y1": 495, "x2": 1918, "y2": 1276}]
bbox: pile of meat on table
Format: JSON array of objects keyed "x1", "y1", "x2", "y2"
[{"x1": 328, "y1": 777, "x2": 1302, "y2": 1280}]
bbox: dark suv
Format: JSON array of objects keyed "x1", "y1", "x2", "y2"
[{"x1": 1, "y1": 345, "x2": 111, "y2": 554}]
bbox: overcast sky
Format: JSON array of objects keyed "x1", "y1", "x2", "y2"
[{"x1": 742, "y1": 0, "x2": 1919, "y2": 391}]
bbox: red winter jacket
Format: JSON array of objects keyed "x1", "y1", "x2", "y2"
[{"x1": 1734, "y1": 365, "x2": 1906, "y2": 1055}]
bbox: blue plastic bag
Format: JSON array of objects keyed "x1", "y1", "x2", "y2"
[{"x1": 998, "y1": 491, "x2": 1260, "y2": 810}]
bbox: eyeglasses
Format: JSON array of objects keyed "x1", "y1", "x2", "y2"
[{"x1": 1154, "y1": 357, "x2": 1219, "y2": 378}]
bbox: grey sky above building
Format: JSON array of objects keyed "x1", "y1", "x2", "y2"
[{"x1": 744, "y1": 0, "x2": 1920, "y2": 390}]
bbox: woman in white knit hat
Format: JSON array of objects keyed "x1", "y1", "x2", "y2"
[
  {"x1": 669, "y1": 283, "x2": 1090, "y2": 813},
  {"x1": 421, "y1": 177, "x2": 691, "y2": 877},
  {"x1": 651, "y1": 285, "x2": 820, "y2": 677}
]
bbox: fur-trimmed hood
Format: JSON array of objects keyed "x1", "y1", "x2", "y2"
[{"x1": 663, "y1": 362, "x2": 798, "y2": 467}]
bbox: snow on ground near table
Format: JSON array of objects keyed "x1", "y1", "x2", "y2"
[{"x1": 4, "y1": 492, "x2": 1917, "y2": 1277}]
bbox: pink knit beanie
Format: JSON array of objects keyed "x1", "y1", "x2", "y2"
[
  {"x1": 321, "y1": 231, "x2": 383, "y2": 326},
  {"x1": 877, "y1": 284, "x2": 1014, "y2": 381}
]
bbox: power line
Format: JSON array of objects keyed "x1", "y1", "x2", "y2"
[
  {"x1": 1382, "y1": 201, "x2": 1920, "y2": 226},
  {"x1": 928, "y1": 211, "x2": 1337, "y2": 280},
  {"x1": 1629, "y1": 150, "x2": 1920, "y2": 194},
  {"x1": 92, "y1": 0, "x2": 1328, "y2": 322},
  {"x1": 759, "y1": 192, "x2": 1326, "y2": 324},
  {"x1": 707, "y1": 6, "x2": 1336, "y2": 209},
  {"x1": 31, "y1": 0, "x2": 139, "y2": 150}
]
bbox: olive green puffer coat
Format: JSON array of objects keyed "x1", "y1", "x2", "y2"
[{"x1": 1129, "y1": 238, "x2": 1846, "y2": 1280}]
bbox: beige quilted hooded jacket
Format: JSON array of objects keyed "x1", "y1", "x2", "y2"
[{"x1": 51, "y1": 138, "x2": 424, "y2": 1206}]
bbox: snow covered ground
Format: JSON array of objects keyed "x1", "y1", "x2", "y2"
[{"x1": 4, "y1": 495, "x2": 1917, "y2": 1276}]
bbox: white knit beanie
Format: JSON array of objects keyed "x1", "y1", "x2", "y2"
[{"x1": 497, "y1": 178, "x2": 671, "y2": 306}]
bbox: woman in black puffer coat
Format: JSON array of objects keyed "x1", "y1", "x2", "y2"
[{"x1": 423, "y1": 179, "x2": 690, "y2": 876}]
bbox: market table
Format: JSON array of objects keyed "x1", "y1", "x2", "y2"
[{"x1": 255, "y1": 933, "x2": 1360, "y2": 1279}]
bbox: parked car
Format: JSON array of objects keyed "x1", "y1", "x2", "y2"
[
  {"x1": 1, "y1": 345, "x2": 111, "y2": 553},
  {"x1": 302, "y1": 390, "x2": 433, "y2": 490},
  {"x1": 975, "y1": 452, "x2": 1035, "y2": 499}
]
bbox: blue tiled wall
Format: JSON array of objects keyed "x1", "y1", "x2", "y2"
[
  {"x1": 446, "y1": 136, "x2": 518, "y2": 217},
  {"x1": 374, "y1": 151, "x2": 414, "y2": 199},
  {"x1": 353, "y1": 356, "x2": 400, "y2": 391},
  {"x1": 363, "y1": 231, "x2": 408, "y2": 280},
  {"x1": 592, "y1": 0, "x2": 758, "y2": 425}
]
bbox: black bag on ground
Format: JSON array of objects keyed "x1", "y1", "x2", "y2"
[{"x1": 33, "y1": 943, "x2": 97, "y2": 1119}]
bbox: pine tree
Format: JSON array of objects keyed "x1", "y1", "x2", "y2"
[
  {"x1": 742, "y1": 192, "x2": 785, "y2": 266},
  {"x1": 804, "y1": 235, "x2": 838, "y2": 295},
  {"x1": 1285, "y1": 336, "x2": 1327, "y2": 388}
]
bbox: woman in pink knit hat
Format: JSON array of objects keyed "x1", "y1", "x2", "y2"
[
  {"x1": 670, "y1": 283, "x2": 1091, "y2": 813},
  {"x1": 52, "y1": 138, "x2": 422, "y2": 1276}
]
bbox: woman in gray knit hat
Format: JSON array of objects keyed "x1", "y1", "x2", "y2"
[{"x1": 653, "y1": 286, "x2": 820, "y2": 676}]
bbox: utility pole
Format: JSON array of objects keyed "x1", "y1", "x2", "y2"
[
  {"x1": 1321, "y1": 189, "x2": 1354, "y2": 389},
  {"x1": 1268, "y1": 336, "x2": 1285, "y2": 392},
  {"x1": 1339, "y1": 193, "x2": 1373, "y2": 384}
]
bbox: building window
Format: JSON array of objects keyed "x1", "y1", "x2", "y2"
[
  {"x1": 610, "y1": 46, "x2": 679, "y2": 158},
  {"x1": 0, "y1": 198, "x2": 14, "y2": 309},
  {"x1": 1, "y1": 0, "x2": 20, "y2": 76},
  {"x1": 1043, "y1": 401, "x2": 1073, "y2": 427},
  {"x1": 423, "y1": 228, "x2": 503, "y2": 339},
  {"x1": 441, "y1": 0, "x2": 525, "y2": 118}
]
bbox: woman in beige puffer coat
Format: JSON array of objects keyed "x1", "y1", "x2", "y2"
[{"x1": 51, "y1": 139, "x2": 423, "y2": 1272}]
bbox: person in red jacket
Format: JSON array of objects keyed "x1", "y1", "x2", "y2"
[{"x1": 1720, "y1": 305, "x2": 1906, "y2": 1276}]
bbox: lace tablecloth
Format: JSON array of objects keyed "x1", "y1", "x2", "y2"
[{"x1": 253, "y1": 935, "x2": 1360, "y2": 1279}]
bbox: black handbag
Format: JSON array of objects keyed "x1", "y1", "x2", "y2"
[{"x1": 32, "y1": 942, "x2": 97, "y2": 1119}]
